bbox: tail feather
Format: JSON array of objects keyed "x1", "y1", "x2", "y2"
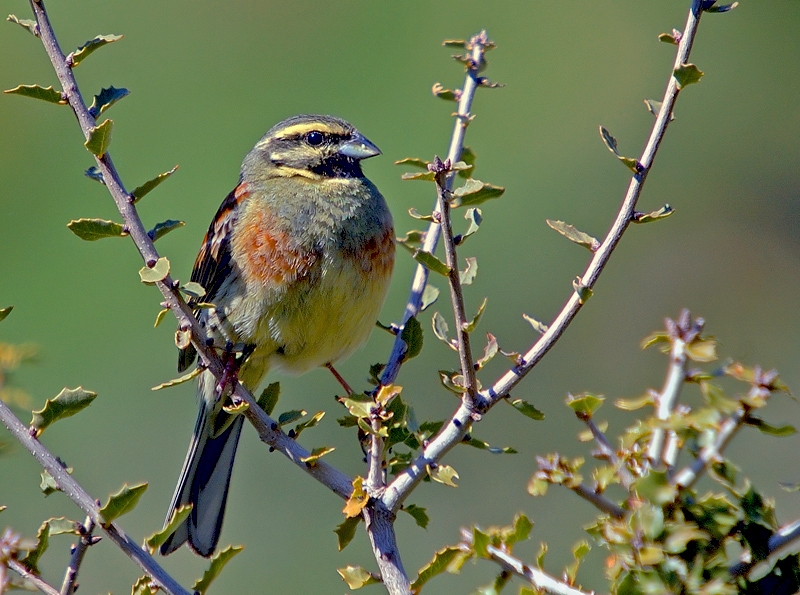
[{"x1": 160, "y1": 374, "x2": 244, "y2": 557}]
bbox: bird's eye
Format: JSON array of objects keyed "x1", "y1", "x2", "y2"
[{"x1": 306, "y1": 131, "x2": 324, "y2": 147}]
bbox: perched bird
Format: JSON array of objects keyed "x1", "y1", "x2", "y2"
[{"x1": 160, "y1": 114, "x2": 394, "y2": 557}]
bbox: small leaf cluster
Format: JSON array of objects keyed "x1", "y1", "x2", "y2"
[{"x1": 531, "y1": 313, "x2": 797, "y2": 595}]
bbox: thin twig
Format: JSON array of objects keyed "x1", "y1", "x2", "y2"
[
  {"x1": 671, "y1": 407, "x2": 747, "y2": 489},
  {"x1": 384, "y1": 4, "x2": 707, "y2": 511},
  {"x1": 7, "y1": 559, "x2": 60, "y2": 595},
  {"x1": 571, "y1": 484, "x2": 626, "y2": 519},
  {"x1": 433, "y1": 160, "x2": 479, "y2": 407},
  {"x1": 380, "y1": 31, "x2": 489, "y2": 386},
  {"x1": 477, "y1": 544, "x2": 596, "y2": 595},
  {"x1": 730, "y1": 518, "x2": 800, "y2": 577},
  {"x1": 646, "y1": 338, "x2": 687, "y2": 467},
  {"x1": 59, "y1": 515, "x2": 94, "y2": 595},
  {"x1": 583, "y1": 417, "x2": 634, "y2": 491},
  {"x1": 482, "y1": 2, "x2": 705, "y2": 405},
  {"x1": 0, "y1": 400, "x2": 191, "y2": 595}
]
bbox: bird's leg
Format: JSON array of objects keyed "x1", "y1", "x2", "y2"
[{"x1": 325, "y1": 362, "x2": 354, "y2": 396}]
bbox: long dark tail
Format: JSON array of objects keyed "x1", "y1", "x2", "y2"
[{"x1": 160, "y1": 373, "x2": 244, "y2": 557}]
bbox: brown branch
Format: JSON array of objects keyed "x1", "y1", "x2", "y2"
[
  {"x1": 7, "y1": 559, "x2": 60, "y2": 595},
  {"x1": 59, "y1": 515, "x2": 95, "y2": 595}
]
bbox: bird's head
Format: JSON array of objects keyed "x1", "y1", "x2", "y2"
[{"x1": 244, "y1": 114, "x2": 381, "y2": 181}]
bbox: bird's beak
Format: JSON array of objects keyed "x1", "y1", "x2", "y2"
[{"x1": 339, "y1": 131, "x2": 382, "y2": 160}]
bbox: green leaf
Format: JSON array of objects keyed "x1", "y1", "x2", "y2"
[
  {"x1": 344, "y1": 476, "x2": 369, "y2": 517},
  {"x1": 139, "y1": 256, "x2": 170, "y2": 284},
  {"x1": 394, "y1": 157, "x2": 430, "y2": 170},
  {"x1": 84, "y1": 118, "x2": 113, "y2": 156},
  {"x1": 337, "y1": 565, "x2": 381, "y2": 590},
  {"x1": 256, "y1": 382, "x2": 280, "y2": 415},
  {"x1": 431, "y1": 312, "x2": 454, "y2": 349},
  {"x1": 459, "y1": 257, "x2": 478, "y2": 286},
  {"x1": 7, "y1": 14, "x2": 38, "y2": 36},
  {"x1": 705, "y1": 1, "x2": 738, "y2": 12},
  {"x1": 401, "y1": 170, "x2": 435, "y2": 181},
  {"x1": 400, "y1": 315, "x2": 423, "y2": 361},
  {"x1": 397, "y1": 229, "x2": 425, "y2": 251},
  {"x1": 40, "y1": 469, "x2": 60, "y2": 496},
  {"x1": 658, "y1": 32, "x2": 680, "y2": 45},
  {"x1": 634, "y1": 471, "x2": 677, "y2": 506},
  {"x1": 131, "y1": 166, "x2": 179, "y2": 203},
  {"x1": 31, "y1": 387, "x2": 97, "y2": 437},
  {"x1": 509, "y1": 398, "x2": 545, "y2": 420},
  {"x1": 99, "y1": 483, "x2": 148, "y2": 525},
  {"x1": 634, "y1": 204, "x2": 674, "y2": 223},
  {"x1": 546, "y1": 219, "x2": 599, "y2": 251},
  {"x1": 566, "y1": 393, "x2": 605, "y2": 418},
  {"x1": 20, "y1": 518, "x2": 78, "y2": 573},
  {"x1": 641, "y1": 331, "x2": 671, "y2": 350},
  {"x1": 522, "y1": 314, "x2": 548, "y2": 335},
  {"x1": 411, "y1": 546, "x2": 464, "y2": 592},
  {"x1": 145, "y1": 505, "x2": 192, "y2": 553},
  {"x1": 746, "y1": 416, "x2": 796, "y2": 437},
  {"x1": 278, "y1": 409, "x2": 305, "y2": 426},
  {"x1": 673, "y1": 63, "x2": 704, "y2": 89},
  {"x1": 402, "y1": 504, "x2": 429, "y2": 529},
  {"x1": 132, "y1": 576, "x2": 157, "y2": 595},
  {"x1": 408, "y1": 208, "x2": 435, "y2": 221},
  {"x1": 413, "y1": 250, "x2": 451, "y2": 276},
  {"x1": 85, "y1": 166, "x2": 105, "y2": 184},
  {"x1": 428, "y1": 463, "x2": 459, "y2": 487},
  {"x1": 615, "y1": 393, "x2": 656, "y2": 411},
  {"x1": 599, "y1": 126, "x2": 641, "y2": 173},
  {"x1": 88, "y1": 86, "x2": 129, "y2": 118},
  {"x1": 476, "y1": 333, "x2": 499, "y2": 369},
  {"x1": 180, "y1": 281, "x2": 205, "y2": 299},
  {"x1": 192, "y1": 545, "x2": 243, "y2": 595},
  {"x1": 463, "y1": 297, "x2": 487, "y2": 333},
  {"x1": 67, "y1": 218, "x2": 127, "y2": 241},
  {"x1": 293, "y1": 411, "x2": 325, "y2": 439},
  {"x1": 572, "y1": 277, "x2": 593, "y2": 304},
  {"x1": 432, "y1": 82, "x2": 460, "y2": 102},
  {"x1": 70, "y1": 34, "x2": 123, "y2": 67},
  {"x1": 151, "y1": 366, "x2": 202, "y2": 391},
  {"x1": 334, "y1": 515, "x2": 361, "y2": 551},
  {"x1": 149, "y1": 219, "x2": 184, "y2": 243},
  {"x1": 3, "y1": 84, "x2": 65, "y2": 104},
  {"x1": 300, "y1": 445, "x2": 335, "y2": 465},
  {"x1": 420, "y1": 284, "x2": 440, "y2": 311},
  {"x1": 0, "y1": 306, "x2": 12, "y2": 322},
  {"x1": 450, "y1": 178, "x2": 505, "y2": 208},
  {"x1": 465, "y1": 436, "x2": 517, "y2": 454},
  {"x1": 507, "y1": 513, "x2": 533, "y2": 547},
  {"x1": 458, "y1": 146, "x2": 476, "y2": 179},
  {"x1": 455, "y1": 207, "x2": 482, "y2": 245}
]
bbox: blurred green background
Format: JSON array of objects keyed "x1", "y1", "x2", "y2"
[{"x1": 2, "y1": 1, "x2": 800, "y2": 593}]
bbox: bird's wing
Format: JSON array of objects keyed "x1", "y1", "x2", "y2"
[{"x1": 178, "y1": 184, "x2": 245, "y2": 372}]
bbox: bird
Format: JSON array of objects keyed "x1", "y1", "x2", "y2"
[{"x1": 160, "y1": 114, "x2": 395, "y2": 557}]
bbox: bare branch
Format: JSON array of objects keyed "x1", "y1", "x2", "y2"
[
  {"x1": 380, "y1": 32, "x2": 490, "y2": 386},
  {"x1": 571, "y1": 484, "x2": 625, "y2": 519},
  {"x1": 468, "y1": 542, "x2": 596, "y2": 595},
  {"x1": 0, "y1": 399, "x2": 191, "y2": 595},
  {"x1": 7, "y1": 558, "x2": 61, "y2": 595},
  {"x1": 432, "y1": 158, "x2": 479, "y2": 407},
  {"x1": 582, "y1": 417, "x2": 634, "y2": 491},
  {"x1": 730, "y1": 518, "x2": 800, "y2": 577},
  {"x1": 671, "y1": 407, "x2": 747, "y2": 489},
  {"x1": 646, "y1": 337, "x2": 688, "y2": 467},
  {"x1": 59, "y1": 515, "x2": 94, "y2": 595},
  {"x1": 363, "y1": 507, "x2": 410, "y2": 595},
  {"x1": 483, "y1": 3, "x2": 705, "y2": 405}
]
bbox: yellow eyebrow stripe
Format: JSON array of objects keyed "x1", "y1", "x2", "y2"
[{"x1": 273, "y1": 122, "x2": 342, "y2": 138}]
